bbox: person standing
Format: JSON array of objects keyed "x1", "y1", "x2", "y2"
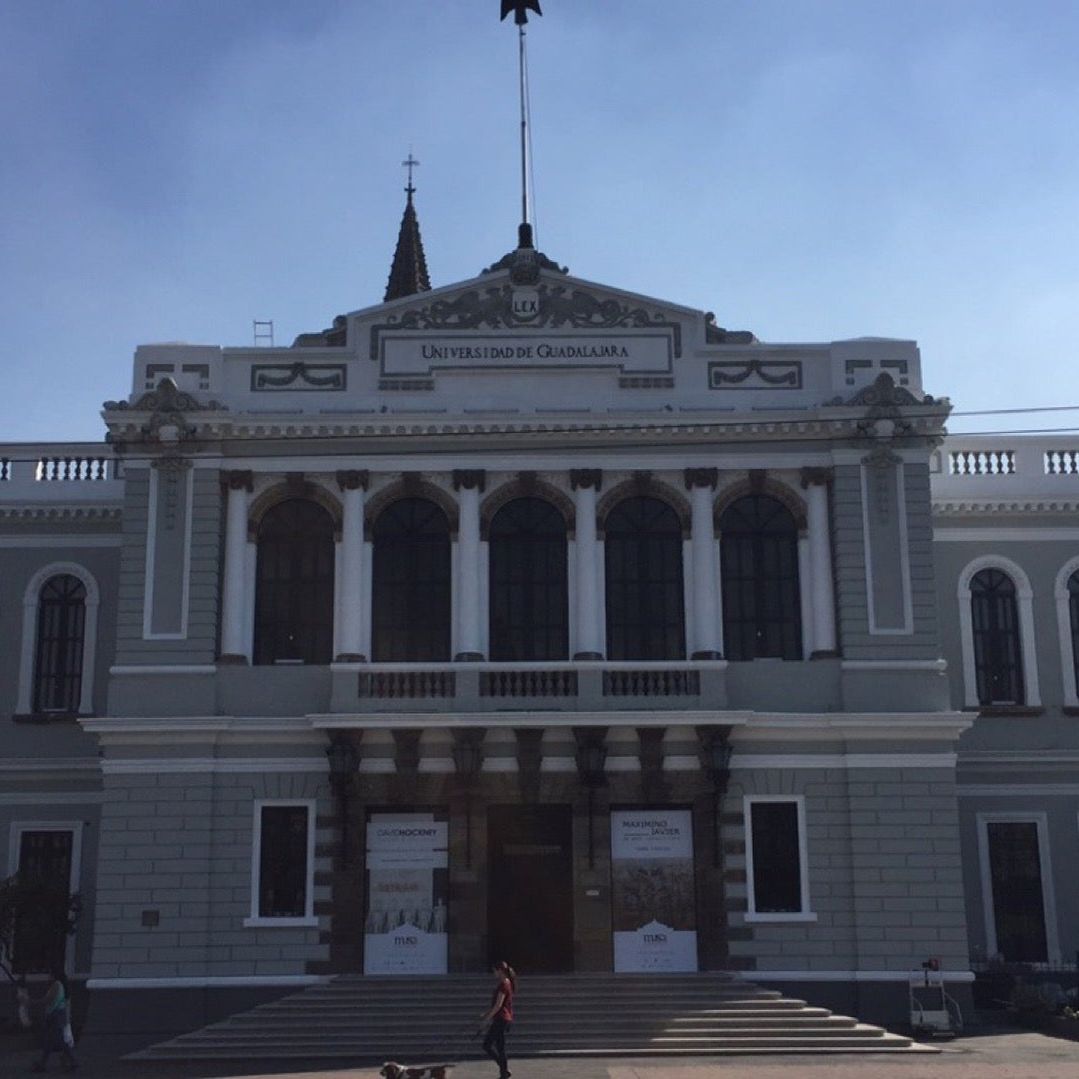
[
  {"x1": 480, "y1": 960, "x2": 515, "y2": 1079},
  {"x1": 31, "y1": 965, "x2": 78, "y2": 1072}
]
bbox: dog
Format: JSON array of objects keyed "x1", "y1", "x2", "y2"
[{"x1": 380, "y1": 1063, "x2": 454, "y2": 1079}]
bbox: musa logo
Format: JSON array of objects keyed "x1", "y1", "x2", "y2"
[
  {"x1": 394, "y1": 936, "x2": 419, "y2": 946},
  {"x1": 643, "y1": 933, "x2": 668, "y2": 944}
]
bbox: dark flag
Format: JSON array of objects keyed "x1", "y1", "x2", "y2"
[{"x1": 501, "y1": 0, "x2": 542, "y2": 26}]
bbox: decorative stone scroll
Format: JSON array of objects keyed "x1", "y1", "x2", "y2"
[
  {"x1": 708, "y1": 359, "x2": 802, "y2": 390},
  {"x1": 250, "y1": 362, "x2": 347, "y2": 391}
]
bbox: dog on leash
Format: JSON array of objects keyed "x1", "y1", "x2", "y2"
[{"x1": 380, "y1": 1063, "x2": 454, "y2": 1079}]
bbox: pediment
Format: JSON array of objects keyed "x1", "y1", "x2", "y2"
[{"x1": 353, "y1": 268, "x2": 707, "y2": 383}]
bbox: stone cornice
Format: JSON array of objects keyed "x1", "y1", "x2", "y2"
[
  {"x1": 102, "y1": 411, "x2": 947, "y2": 448},
  {"x1": 932, "y1": 499, "x2": 1079, "y2": 516},
  {"x1": 0, "y1": 504, "x2": 122, "y2": 521}
]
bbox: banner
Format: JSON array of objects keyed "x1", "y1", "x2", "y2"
[
  {"x1": 611, "y1": 810, "x2": 698, "y2": 972},
  {"x1": 364, "y1": 813, "x2": 448, "y2": 974}
]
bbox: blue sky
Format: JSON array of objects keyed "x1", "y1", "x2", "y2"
[{"x1": 2, "y1": 0, "x2": 1078, "y2": 440}]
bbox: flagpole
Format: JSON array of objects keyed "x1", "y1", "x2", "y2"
[{"x1": 518, "y1": 21, "x2": 530, "y2": 243}]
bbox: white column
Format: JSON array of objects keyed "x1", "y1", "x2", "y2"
[
  {"x1": 802, "y1": 469, "x2": 837, "y2": 656},
  {"x1": 220, "y1": 471, "x2": 253, "y2": 662},
  {"x1": 686, "y1": 469, "x2": 721, "y2": 658},
  {"x1": 335, "y1": 471, "x2": 368, "y2": 661},
  {"x1": 454, "y1": 471, "x2": 485, "y2": 660},
  {"x1": 571, "y1": 470, "x2": 603, "y2": 659}
]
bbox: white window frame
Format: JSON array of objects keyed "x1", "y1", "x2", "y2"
[
  {"x1": 17, "y1": 562, "x2": 100, "y2": 716},
  {"x1": 1054, "y1": 557, "x2": 1079, "y2": 708},
  {"x1": 245, "y1": 799, "x2": 318, "y2": 928},
  {"x1": 957, "y1": 555, "x2": 1040, "y2": 708},
  {"x1": 8, "y1": 821, "x2": 84, "y2": 974},
  {"x1": 744, "y1": 794, "x2": 816, "y2": 923},
  {"x1": 976, "y1": 811, "x2": 1059, "y2": 965}
]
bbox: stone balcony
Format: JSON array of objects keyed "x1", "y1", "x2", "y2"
[
  {"x1": 932, "y1": 434, "x2": 1079, "y2": 509},
  {"x1": 0, "y1": 443, "x2": 122, "y2": 514}
]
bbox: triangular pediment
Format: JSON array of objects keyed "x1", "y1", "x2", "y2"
[{"x1": 350, "y1": 267, "x2": 712, "y2": 385}]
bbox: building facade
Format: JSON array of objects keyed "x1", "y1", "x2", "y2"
[{"x1": 1, "y1": 227, "x2": 1074, "y2": 1033}]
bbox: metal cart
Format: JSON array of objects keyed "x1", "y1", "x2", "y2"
[{"x1": 909, "y1": 959, "x2": 963, "y2": 1036}]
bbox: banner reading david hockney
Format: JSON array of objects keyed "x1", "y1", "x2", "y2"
[
  {"x1": 611, "y1": 809, "x2": 698, "y2": 972},
  {"x1": 364, "y1": 813, "x2": 448, "y2": 974}
]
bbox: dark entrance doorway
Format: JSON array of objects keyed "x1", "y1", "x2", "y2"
[{"x1": 487, "y1": 804, "x2": 574, "y2": 971}]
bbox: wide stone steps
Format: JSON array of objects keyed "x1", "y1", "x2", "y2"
[{"x1": 128, "y1": 973, "x2": 921, "y2": 1061}]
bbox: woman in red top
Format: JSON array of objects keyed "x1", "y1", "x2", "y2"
[{"x1": 480, "y1": 960, "x2": 515, "y2": 1079}]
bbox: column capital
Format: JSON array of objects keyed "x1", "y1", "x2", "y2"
[
  {"x1": 336, "y1": 469, "x2": 369, "y2": 492},
  {"x1": 220, "y1": 469, "x2": 253, "y2": 493},
  {"x1": 800, "y1": 466, "x2": 833, "y2": 489},
  {"x1": 569, "y1": 468, "x2": 603, "y2": 491},
  {"x1": 452, "y1": 469, "x2": 486, "y2": 492},
  {"x1": 684, "y1": 467, "x2": 719, "y2": 491}
]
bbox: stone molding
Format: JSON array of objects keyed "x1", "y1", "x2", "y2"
[
  {"x1": 713, "y1": 475, "x2": 808, "y2": 533},
  {"x1": 684, "y1": 467, "x2": 718, "y2": 490},
  {"x1": 595, "y1": 472, "x2": 692, "y2": 536},
  {"x1": 452, "y1": 469, "x2": 487, "y2": 492},
  {"x1": 569, "y1": 468, "x2": 603, "y2": 491},
  {"x1": 363, "y1": 475, "x2": 460, "y2": 537},
  {"x1": 335, "y1": 470, "x2": 369, "y2": 492},
  {"x1": 479, "y1": 474, "x2": 575, "y2": 539},
  {"x1": 246, "y1": 478, "x2": 343, "y2": 541}
]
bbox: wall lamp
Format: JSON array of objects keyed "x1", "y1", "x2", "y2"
[
  {"x1": 452, "y1": 729, "x2": 485, "y2": 867},
  {"x1": 326, "y1": 733, "x2": 360, "y2": 863},
  {"x1": 575, "y1": 727, "x2": 608, "y2": 869},
  {"x1": 698, "y1": 726, "x2": 733, "y2": 868}
]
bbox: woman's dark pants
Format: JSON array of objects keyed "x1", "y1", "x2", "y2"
[{"x1": 483, "y1": 1016, "x2": 511, "y2": 1077}]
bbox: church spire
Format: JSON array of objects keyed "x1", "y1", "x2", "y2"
[{"x1": 383, "y1": 154, "x2": 432, "y2": 303}]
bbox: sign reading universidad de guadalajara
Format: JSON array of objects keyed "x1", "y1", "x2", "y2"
[
  {"x1": 379, "y1": 331, "x2": 675, "y2": 376},
  {"x1": 364, "y1": 813, "x2": 448, "y2": 975},
  {"x1": 611, "y1": 809, "x2": 698, "y2": 973}
]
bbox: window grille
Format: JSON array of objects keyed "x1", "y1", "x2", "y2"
[
  {"x1": 719, "y1": 495, "x2": 802, "y2": 661},
  {"x1": 33, "y1": 574, "x2": 86, "y2": 712},
  {"x1": 254, "y1": 499, "x2": 335, "y2": 665},
  {"x1": 488, "y1": 497, "x2": 568, "y2": 661},
  {"x1": 603, "y1": 497, "x2": 686, "y2": 661},
  {"x1": 371, "y1": 498, "x2": 451, "y2": 661},
  {"x1": 970, "y1": 568, "x2": 1024, "y2": 706}
]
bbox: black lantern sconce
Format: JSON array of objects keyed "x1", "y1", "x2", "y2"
[
  {"x1": 575, "y1": 727, "x2": 608, "y2": 869},
  {"x1": 452, "y1": 729, "x2": 485, "y2": 867},
  {"x1": 698, "y1": 726, "x2": 733, "y2": 868},
  {"x1": 326, "y1": 733, "x2": 360, "y2": 863}
]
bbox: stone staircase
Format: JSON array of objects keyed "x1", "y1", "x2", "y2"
[{"x1": 128, "y1": 973, "x2": 924, "y2": 1062}]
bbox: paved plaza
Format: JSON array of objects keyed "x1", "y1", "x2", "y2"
[{"x1": 2, "y1": 1030, "x2": 1078, "y2": 1079}]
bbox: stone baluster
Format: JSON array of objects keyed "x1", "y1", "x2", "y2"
[
  {"x1": 685, "y1": 468, "x2": 722, "y2": 659},
  {"x1": 335, "y1": 470, "x2": 369, "y2": 661},
  {"x1": 454, "y1": 470, "x2": 485, "y2": 660},
  {"x1": 219, "y1": 470, "x2": 253, "y2": 663},
  {"x1": 801, "y1": 467, "x2": 837, "y2": 656},
  {"x1": 570, "y1": 469, "x2": 603, "y2": 659}
]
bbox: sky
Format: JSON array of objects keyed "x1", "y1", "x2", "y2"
[{"x1": 2, "y1": 0, "x2": 1079, "y2": 442}]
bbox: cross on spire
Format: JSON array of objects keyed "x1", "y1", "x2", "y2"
[{"x1": 402, "y1": 152, "x2": 420, "y2": 197}]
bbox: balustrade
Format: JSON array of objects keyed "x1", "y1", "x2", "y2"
[
  {"x1": 603, "y1": 669, "x2": 701, "y2": 697},
  {"x1": 480, "y1": 669, "x2": 578, "y2": 698},
  {"x1": 358, "y1": 670, "x2": 457, "y2": 699}
]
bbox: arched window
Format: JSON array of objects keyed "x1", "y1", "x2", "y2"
[
  {"x1": 604, "y1": 496, "x2": 685, "y2": 660},
  {"x1": 971, "y1": 568, "x2": 1024, "y2": 705},
  {"x1": 33, "y1": 574, "x2": 86, "y2": 712},
  {"x1": 488, "y1": 497, "x2": 568, "y2": 661},
  {"x1": 1067, "y1": 571, "x2": 1079, "y2": 704},
  {"x1": 719, "y1": 494, "x2": 802, "y2": 661},
  {"x1": 372, "y1": 498, "x2": 451, "y2": 661},
  {"x1": 254, "y1": 499, "x2": 335, "y2": 665}
]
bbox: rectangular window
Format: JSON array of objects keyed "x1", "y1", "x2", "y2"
[
  {"x1": 985, "y1": 819, "x2": 1050, "y2": 962},
  {"x1": 745, "y1": 797, "x2": 812, "y2": 919},
  {"x1": 10, "y1": 826, "x2": 77, "y2": 974},
  {"x1": 247, "y1": 801, "x2": 316, "y2": 926}
]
